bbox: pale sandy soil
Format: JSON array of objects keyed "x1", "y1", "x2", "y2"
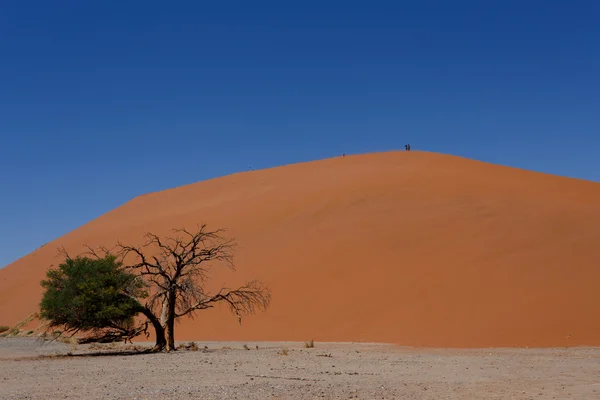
[{"x1": 1, "y1": 338, "x2": 600, "y2": 399}]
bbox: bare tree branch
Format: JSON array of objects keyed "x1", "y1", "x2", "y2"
[
  {"x1": 80, "y1": 243, "x2": 114, "y2": 259},
  {"x1": 111, "y1": 223, "x2": 271, "y2": 351},
  {"x1": 175, "y1": 280, "x2": 272, "y2": 320}
]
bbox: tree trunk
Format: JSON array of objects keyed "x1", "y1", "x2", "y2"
[
  {"x1": 165, "y1": 290, "x2": 177, "y2": 351},
  {"x1": 139, "y1": 307, "x2": 166, "y2": 351},
  {"x1": 160, "y1": 297, "x2": 168, "y2": 327},
  {"x1": 160, "y1": 280, "x2": 169, "y2": 328}
]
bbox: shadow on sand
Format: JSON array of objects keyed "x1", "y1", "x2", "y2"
[{"x1": 7, "y1": 346, "x2": 216, "y2": 361}]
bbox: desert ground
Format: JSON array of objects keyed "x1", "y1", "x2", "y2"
[{"x1": 1, "y1": 337, "x2": 600, "y2": 399}]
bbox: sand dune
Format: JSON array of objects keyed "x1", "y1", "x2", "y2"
[{"x1": 1, "y1": 151, "x2": 599, "y2": 348}]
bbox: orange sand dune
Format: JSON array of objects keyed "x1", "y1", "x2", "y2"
[{"x1": 1, "y1": 151, "x2": 600, "y2": 348}]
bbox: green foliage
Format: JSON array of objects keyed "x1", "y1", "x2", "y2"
[
  {"x1": 39, "y1": 254, "x2": 148, "y2": 334},
  {"x1": 0, "y1": 326, "x2": 9, "y2": 333}
]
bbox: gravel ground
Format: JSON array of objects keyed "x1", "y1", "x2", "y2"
[{"x1": 1, "y1": 337, "x2": 600, "y2": 399}]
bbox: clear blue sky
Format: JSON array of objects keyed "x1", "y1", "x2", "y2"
[{"x1": 1, "y1": 0, "x2": 599, "y2": 268}]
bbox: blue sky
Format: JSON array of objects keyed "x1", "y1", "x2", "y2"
[{"x1": 1, "y1": 0, "x2": 599, "y2": 268}]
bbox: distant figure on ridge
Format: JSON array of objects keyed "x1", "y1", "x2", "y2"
[{"x1": 404, "y1": 144, "x2": 411, "y2": 151}]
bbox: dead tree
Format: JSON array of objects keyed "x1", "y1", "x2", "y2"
[{"x1": 116, "y1": 224, "x2": 271, "y2": 351}]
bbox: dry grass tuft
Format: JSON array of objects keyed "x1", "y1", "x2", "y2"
[
  {"x1": 88, "y1": 343, "x2": 105, "y2": 350},
  {"x1": 123, "y1": 345, "x2": 145, "y2": 352},
  {"x1": 279, "y1": 348, "x2": 289, "y2": 356},
  {"x1": 87, "y1": 342, "x2": 121, "y2": 351},
  {"x1": 82, "y1": 342, "x2": 147, "y2": 353},
  {"x1": 7, "y1": 313, "x2": 38, "y2": 337},
  {"x1": 57, "y1": 336, "x2": 78, "y2": 345},
  {"x1": 243, "y1": 344, "x2": 250, "y2": 350},
  {"x1": 304, "y1": 339, "x2": 315, "y2": 348}
]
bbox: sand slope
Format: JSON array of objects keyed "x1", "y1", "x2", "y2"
[{"x1": 1, "y1": 151, "x2": 599, "y2": 348}]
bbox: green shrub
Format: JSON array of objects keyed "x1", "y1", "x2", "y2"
[
  {"x1": 39, "y1": 254, "x2": 147, "y2": 336},
  {"x1": 0, "y1": 326, "x2": 9, "y2": 333}
]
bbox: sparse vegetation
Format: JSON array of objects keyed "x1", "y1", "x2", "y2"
[
  {"x1": 243, "y1": 344, "x2": 250, "y2": 350},
  {"x1": 177, "y1": 342, "x2": 201, "y2": 351},
  {"x1": 87, "y1": 342, "x2": 146, "y2": 352},
  {"x1": 122, "y1": 344, "x2": 145, "y2": 352},
  {"x1": 37, "y1": 224, "x2": 272, "y2": 352},
  {"x1": 2, "y1": 314, "x2": 38, "y2": 338},
  {"x1": 305, "y1": 339, "x2": 315, "y2": 348},
  {"x1": 55, "y1": 335, "x2": 81, "y2": 354},
  {"x1": 89, "y1": 342, "x2": 119, "y2": 351},
  {"x1": 279, "y1": 348, "x2": 289, "y2": 356},
  {"x1": 26, "y1": 330, "x2": 34, "y2": 335}
]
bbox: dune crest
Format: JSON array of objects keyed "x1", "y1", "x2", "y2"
[{"x1": 1, "y1": 151, "x2": 600, "y2": 348}]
